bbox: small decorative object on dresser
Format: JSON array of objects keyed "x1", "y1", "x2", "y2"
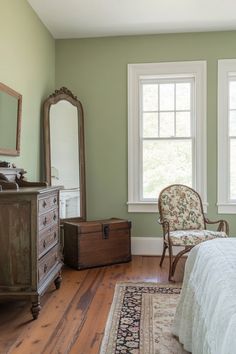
[
  {"x1": 0, "y1": 167, "x2": 63, "y2": 319},
  {"x1": 63, "y1": 218, "x2": 131, "y2": 269}
]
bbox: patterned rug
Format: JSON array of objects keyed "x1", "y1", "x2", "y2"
[{"x1": 99, "y1": 282, "x2": 189, "y2": 354}]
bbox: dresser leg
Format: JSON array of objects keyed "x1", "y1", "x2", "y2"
[
  {"x1": 31, "y1": 296, "x2": 41, "y2": 320},
  {"x1": 54, "y1": 273, "x2": 62, "y2": 289}
]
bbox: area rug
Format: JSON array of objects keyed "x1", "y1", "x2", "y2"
[{"x1": 99, "y1": 282, "x2": 189, "y2": 354}]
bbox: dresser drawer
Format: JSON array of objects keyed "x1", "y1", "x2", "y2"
[
  {"x1": 38, "y1": 193, "x2": 58, "y2": 214},
  {"x1": 38, "y1": 208, "x2": 58, "y2": 231},
  {"x1": 38, "y1": 226, "x2": 59, "y2": 258},
  {"x1": 38, "y1": 245, "x2": 60, "y2": 284}
]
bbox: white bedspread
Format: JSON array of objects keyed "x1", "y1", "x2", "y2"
[{"x1": 172, "y1": 237, "x2": 236, "y2": 354}]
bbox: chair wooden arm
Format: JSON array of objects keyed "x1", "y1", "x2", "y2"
[
  {"x1": 157, "y1": 218, "x2": 170, "y2": 240},
  {"x1": 158, "y1": 218, "x2": 164, "y2": 225},
  {"x1": 158, "y1": 218, "x2": 170, "y2": 227},
  {"x1": 205, "y1": 218, "x2": 229, "y2": 235}
]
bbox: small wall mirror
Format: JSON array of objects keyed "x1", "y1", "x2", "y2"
[
  {"x1": 43, "y1": 87, "x2": 86, "y2": 221},
  {"x1": 0, "y1": 83, "x2": 22, "y2": 156}
]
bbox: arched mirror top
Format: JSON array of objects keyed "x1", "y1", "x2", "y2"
[
  {"x1": 44, "y1": 87, "x2": 83, "y2": 112},
  {"x1": 43, "y1": 87, "x2": 86, "y2": 222}
]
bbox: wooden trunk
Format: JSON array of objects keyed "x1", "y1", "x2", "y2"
[{"x1": 63, "y1": 218, "x2": 131, "y2": 269}]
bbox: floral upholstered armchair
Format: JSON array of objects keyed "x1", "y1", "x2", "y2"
[{"x1": 158, "y1": 184, "x2": 229, "y2": 280}]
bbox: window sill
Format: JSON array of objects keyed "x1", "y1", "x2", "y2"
[
  {"x1": 217, "y1": 203, "x2": 236, "y2": 214},
  {"x1": 127, "y1": 201, "x2": 208, "y2": 213},
  {"x1": 127, "y1": 202, "x2": 158, "y2": 213}
]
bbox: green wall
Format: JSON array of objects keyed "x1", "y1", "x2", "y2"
[
  {"x1": 56, "y1": 32, "x2": 236, "y2": 237},
  {"x1": 1, "y1": 1, "x2": 235, "y2": 238},
  {"x1": 0, "y1": 0, "x2": 55, "y2": 180}
]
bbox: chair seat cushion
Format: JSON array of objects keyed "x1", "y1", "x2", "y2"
[{"x1": 169, "y1": 229, "x2": 228, "y2": 246}]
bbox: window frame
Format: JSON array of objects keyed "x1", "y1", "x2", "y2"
[
  {"x1": 218, "y1": 59, "x2": 236, "y2": 213},
  {"x1": 127, "y1": 61, "x2": 207, "y2": 213}
]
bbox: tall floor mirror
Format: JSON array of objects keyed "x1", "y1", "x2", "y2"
[{"x1": 43, "y1": 87, "x2": 86, "y2": 222}]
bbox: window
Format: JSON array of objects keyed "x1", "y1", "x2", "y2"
[
  {"x1": 218, "y1": 59, "x2": 236, "y2": 213},
  {"x1": 141, "y1": 78, "x2": 194, "y2": 200},
  {"x1": 128, "y1": 61, "x2": 207, "y2": 213}
]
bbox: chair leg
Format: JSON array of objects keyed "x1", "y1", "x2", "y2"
[
  {"x1": 168, "y1": 243, "x2": 173, "y2": 281},
  {"x1": 171, "y1": 247, "x2": 192, "y2": 277},
  {"x1": 160, "y1": 243, "x2": 167, "y2": 267}
]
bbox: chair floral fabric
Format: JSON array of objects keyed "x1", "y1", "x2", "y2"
[
  {"x1": 159, "y1": 184, "x2": 205, "y2": 231},
  {"x1": 158, "y1": 184, "x2": 229, "y2": 280},
  {"x1": 170, "y1": 229, "x2": 227, "y2": 246}
]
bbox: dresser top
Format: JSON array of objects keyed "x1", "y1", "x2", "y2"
[{"x1": 0, "y1": 185, "x2": 62, "y2": 195}]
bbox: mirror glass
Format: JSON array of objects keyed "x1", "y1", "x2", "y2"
[
  {"x1": 50, "y1": 101, "x2": 80, "y2": 218},
  {"x1": 0, "y1": 83, "x2": 22, "y2": 156},
  {"x1": 43, "y1": 87, "x2": 86, "y2": 221}
]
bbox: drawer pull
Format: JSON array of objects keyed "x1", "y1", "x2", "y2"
[
  {"x1": 43, "y1": 200, "x2": 47, "y2": 208},
  {"x1": 53, "y1": 197, "x2": 57, "y2": 204},
  {"x1": 53, "y1": 214, "x2": 57, "y2": 221},
  {"x1": 43, "y1": 217, "x2": 47, "y2": 226},
  {"x1": 43, "y1": 240, "x2": 46, "y2": 248},
  {"x1": 54, "y1": 255, "x2": 57, "y2": 261},
  {"x1": 54, "y1": 232, "x2": 57, "y2": 239},
  {"x1": 44, "y1": 264, "x2": 48, "y2": 273}
]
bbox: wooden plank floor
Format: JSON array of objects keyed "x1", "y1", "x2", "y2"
[{"x1": 0, "y1": 256, "x2": 186, "y2": 354}]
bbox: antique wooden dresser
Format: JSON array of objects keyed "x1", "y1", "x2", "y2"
[{"x1": 0, "y1": 185, "x2": 63, "y2": 319}]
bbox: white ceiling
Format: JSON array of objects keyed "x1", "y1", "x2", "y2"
[{"x1": 28, "y1": 0, "x2": 236, "y2": 39}]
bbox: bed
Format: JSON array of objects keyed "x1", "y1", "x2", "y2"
[{"x1": 172, "y1": 237, "x2": 236, "y2": 354}]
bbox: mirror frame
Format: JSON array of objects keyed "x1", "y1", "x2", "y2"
[
  {"x1": 43, "y1": 87, "x2": 86, "y2": 221},
  {"x1": 0, "y1": 82, "x2": 22, "y2": 156}
]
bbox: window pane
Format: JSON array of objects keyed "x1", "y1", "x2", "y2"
[
  {"x1": 142, "y1": 140, "x2": 192, "y2": 199},
  {"x1": 159, "y1": 83, "x2": 174, "y2": 111},
  {"x1": 143, "y1": 113, "x2": 158, "y2": 137},
  {"x1": 159, "y1": 112, "x2": 174, "y2": 137},
  {"x1": 176, "y1": 112, "x2": 191, "y2": 137},
  {"x1": 142, "y1": 84, "x2": 158, "y2": 111},
  {"x1": 229, "y1": 111, "x2": 236, "y2": 137},
  {"x1": 230, "y1": 139, "x2": 236, "y2": 199},
  {"x1": 229, "y1": 81, "x2": 236, "y2": 109},
  {"x1": 176, "y1": 83, "x2": 191, "y2": 110}
]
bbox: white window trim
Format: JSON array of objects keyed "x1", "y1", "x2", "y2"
[
  {"x1": 218, "y1": 59, "x2": 236, "y2": 214},
  {"x1": 127, "y1": 61, "x2": 207, "y2": 213}
]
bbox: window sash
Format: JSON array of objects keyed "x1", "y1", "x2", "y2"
[
  {"x1": 139, "y1": 137, "x2": 195, "y2": 202},
  {"x1": 139, "y1": 77, "x2": 195, "y2": 201}
]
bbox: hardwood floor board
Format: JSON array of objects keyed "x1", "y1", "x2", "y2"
[
  {"x1": 69, "y1": 289, "x2": 113, "y2": 354},
  {"x1": 0, "y1": 300, "x2": 29, "y2": 353},
  {"x1": 120, "y1": 255, "x2": 146, "y2": 282},
  {"x1": 6, "y1": 268, "x2": 88, "y2": 354},
  {"x1": 140, "y1": 256, "x2": 163, "y2": 282},
  {"x1": 43, "y1": 268, "x2": 106, "y2": 354},
  {"x1": 0, "y1": 256, "x2": 186, "y2": 354},
  {"x1": 69, "y1": 263, "x2": 128, "y2": 354}
]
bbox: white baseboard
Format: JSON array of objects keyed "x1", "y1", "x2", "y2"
[{"x1": 131, "y1": 237, "x2": 186, "y2": 256}]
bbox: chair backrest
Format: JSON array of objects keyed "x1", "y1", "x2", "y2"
[{"x1": 158, "y1": 184, "x2": 205, "y2": 231}]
